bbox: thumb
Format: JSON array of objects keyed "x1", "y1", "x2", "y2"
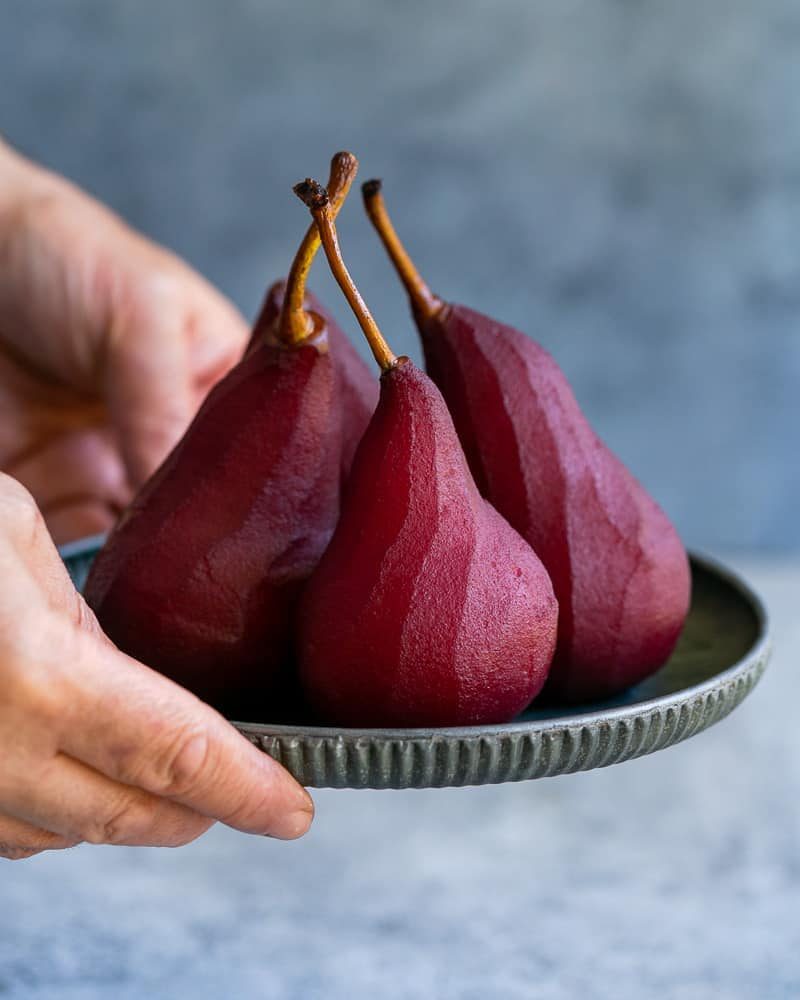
[{"x1": 104, "y1": 275, "x2": 195, "y2": 488}]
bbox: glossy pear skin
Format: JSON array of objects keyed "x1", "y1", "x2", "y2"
[
  {"x1": 249, "y1": 281, "x2": 377, "y2": 479},
  {"x1": 418, "y1": 304, "x2": 691, "y2": 703},
  {"x1": 297, "y1": 361, "x2": 558, "y2": 727},
  {"x1": 85, "y1": 339, "x2": 341, "y2": 714}
]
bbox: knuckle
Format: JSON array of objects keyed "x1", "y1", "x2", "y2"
[
  {"x1": 115, "y1": 715, "x2": 212, "y2": 800},
  {"x1": 159, "y1": 726, "x2": 211, "y2": 798},
  {"x1": 84, "y1": 796, "x2": 209, "y2": 849},
  {"x1": 84, "y1": 795, "x2": 152, "y2": 846}
]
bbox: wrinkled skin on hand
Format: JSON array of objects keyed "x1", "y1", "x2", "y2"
[
  {"x1": 0, "y1": 141, "x2": 248, "y2": 544},
  {"x1": 0, "y1": 144, "x2": 313, "y2": 860},
  {"x1": 0, "y1": 473, "x2": 313, "y2": 861}
]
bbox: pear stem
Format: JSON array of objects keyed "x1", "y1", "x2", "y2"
[
  {"x1": 361, "y1": 179, "x2": 443, "y2": 321},
  {"x1": 278, "y1": 151, "x2": 359, "y2": 346},
  {"x1": 294, "y1": 179, "x2": 398, "y2": 373}
]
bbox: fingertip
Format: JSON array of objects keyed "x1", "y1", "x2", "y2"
[
  {"x1": 266, "y1": 798, "x2": 315, "y2": 841},
  {"x1": 189, "y1": 294, "x2": 250, "y2": 383},
  {"x1": 254, "y1": 751, "x2": 315, "y2": 840}
]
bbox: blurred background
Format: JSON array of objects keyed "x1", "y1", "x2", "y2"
[
  {"x1": 3, "y1": 0, "x2": 798, "y2": 553},
  {"x1": 2, "y1": 4, "x2": 798, "y2": 1000}
]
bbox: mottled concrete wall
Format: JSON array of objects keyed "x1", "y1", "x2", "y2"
[{"x1": 2, "y1": 1, "x2": 798, "y2": 550}]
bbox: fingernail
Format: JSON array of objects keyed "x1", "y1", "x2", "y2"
[{"x1": 267, "y1": 796, "x2": 314, "y2": 840}]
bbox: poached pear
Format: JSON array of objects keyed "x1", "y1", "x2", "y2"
[
  {"x1": 294, "y1": 179, "x2": 558, "y2": 726},
  {"x1": 362, "y1": 179, "x2": 691, "y2": 704}
]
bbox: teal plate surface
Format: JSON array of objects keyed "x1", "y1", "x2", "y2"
[{"x1": 61, "y1": 537, "x2": 770, "y2": 789}]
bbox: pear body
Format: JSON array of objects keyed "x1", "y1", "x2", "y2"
[
  {"x1": 249, "y1": 281, "x2": 377, "y2": 479},
  {"x1": 297, "y1": 361, "x2": 558, "y2": 727},
  {"x1": 419, "y1": 304, "x2": 690, "y2": 704},
  {"x1": 85, "y1": 340, "x2": 341, "y2": 715}
]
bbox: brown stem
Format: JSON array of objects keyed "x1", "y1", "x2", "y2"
[
  {"x1": 278, "y1": 151, "x2": 359, "y2": 345},
  {"x1": 361, "y1": 179, "x2": 443, "y2": 321},
  {"x1": 294, "y1": 179, "x2": 399, "y2": 373}
]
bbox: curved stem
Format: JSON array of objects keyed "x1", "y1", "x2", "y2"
[
  {"x1": 294, "y1": 180, "x2": 398, "y2": 373},
  {"x1": 361, "y1": 179, "x2": 443, "y2": 321},
  {"x1": 278, "y1": 151, "x2": 359, "y2": 345}
]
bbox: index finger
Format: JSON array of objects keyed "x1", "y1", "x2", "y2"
[{"x1": 54, "y1": 629, "x2": 313, "y2": 840}]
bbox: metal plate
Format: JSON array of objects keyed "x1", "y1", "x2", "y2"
[{"x1": 61, "y1": 538, "x2": 770, "y2": 790}]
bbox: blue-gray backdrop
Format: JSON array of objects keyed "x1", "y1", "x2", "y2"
[{"x1": 2, "y1": 1, "x2": 798, "y2": 551}]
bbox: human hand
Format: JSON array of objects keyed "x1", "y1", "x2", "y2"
[
  {"x1": 0, "y1": 140, "x2": 249, "y2": 544},
  {"x1": 0, "y1": 474, "x2": 314, "y2": 860}
]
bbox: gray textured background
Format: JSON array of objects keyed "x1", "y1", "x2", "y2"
[
  {"x1": 2, "y1": 8, "x2": 799, "y2": 998},
  {"x1": 2, "y1": 1, "x2": 798, "y2": 552}
]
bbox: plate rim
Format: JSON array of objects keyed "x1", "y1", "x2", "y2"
[
  {"x1": 231, "y1": 549, "x2": 770, "y2": 741},
  {"x1": 60, "y1": 537, "x2": 770, "y2": 785}
]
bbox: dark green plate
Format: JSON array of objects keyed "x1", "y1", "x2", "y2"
[{"x1": 61, "y1": 537, "x2": 770, "y2": 789}]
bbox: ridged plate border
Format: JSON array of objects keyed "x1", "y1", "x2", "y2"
[
  {"x1": 234, "y1": 553, "x2": 769, "y2": 788},
  {"x1": 59, "y1": 541, "x2": 770, "y2": 790}
]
